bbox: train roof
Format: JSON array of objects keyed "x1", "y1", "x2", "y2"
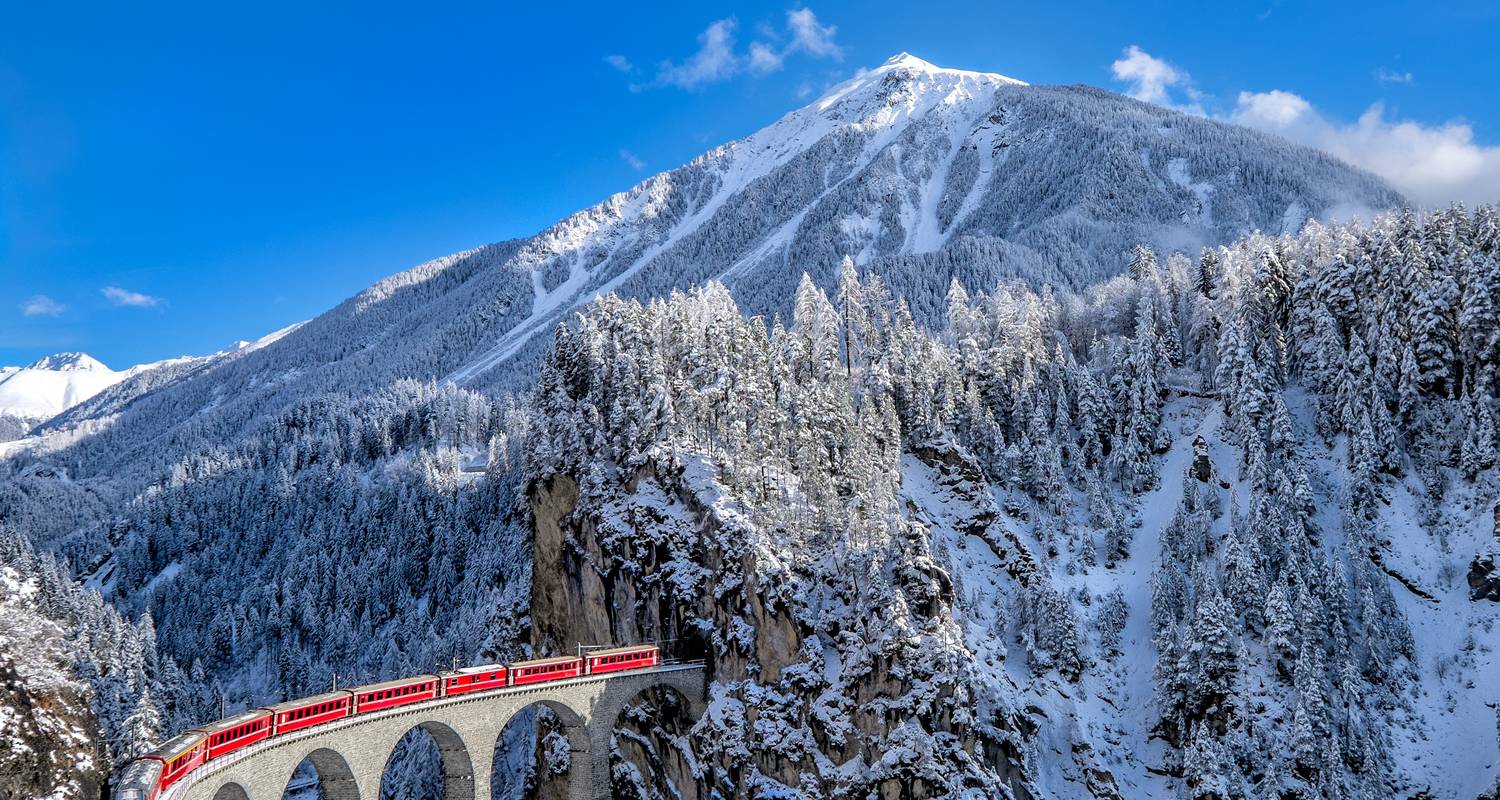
[
  {"x1": 350, "y1": 674, "x2": 441, "y2": 694},
  {"x1": 147, "y1": 730, "x2": 205, "y2": 761},
  {"x1": 193, "y1": 708, "x2": 271, "y2": 735},
  {"x1": 586, "y1": 644, "x2": 658, "y2": 658},
  {"x1": 262, "y1": 690, "x2": 353, "y2": 714},
  {"x1": 114, "y1": 757, "x2": 163, "y2": 788},
  {"x1": 440, "y1": 662, "x2": 508, "y2": 677},
  {"x1": 510, "y1": 654, "x2": 582, "y2": 668}
]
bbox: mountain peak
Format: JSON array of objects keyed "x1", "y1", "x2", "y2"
[
  {"x1": 866, "y1": 51, "x2": 1026, "y2": 86},
  {"x1": 25, "y1": 352, "x2": 109, "y2": 373},
  {"x1": 879, "y1": 52, "x2": 938, "y2": 71}
]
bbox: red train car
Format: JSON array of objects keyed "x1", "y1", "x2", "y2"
[
  {"x1": 131, "y1": 731, "x2": 206, "y2": 799},
  {"x1": 509, "y1": 655, "x2": 582, "y2": 685},
  {"x1": 111, "y1": 757, "x2": 166, "y2": 800},
  {"x1": 440, "y1": 663, "x2": 508, "y2": 696},
  {"x1": 266, "y1": 690, "x2": 353, "y2": 735},
  {"x1": 195, "y1": 709, "x2": 273, "y2": 759},
  {"x1": 352, "y1": 675, "x2": 439, "y2": 713},
  {"x1": 585, "y1": 644, "x2": 659, "y2": 675}
]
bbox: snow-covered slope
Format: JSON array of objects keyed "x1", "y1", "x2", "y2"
[{"x1": 447, "y1": 52, "x2": 1399, "y2": 384}]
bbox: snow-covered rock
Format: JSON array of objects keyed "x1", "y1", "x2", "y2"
[
  {"x1": 1470, "y1": 540, "x2": 1500, "y2": 602},
  {"x1": 0, "y1": 566, "x2": 107, "y2": 800}
]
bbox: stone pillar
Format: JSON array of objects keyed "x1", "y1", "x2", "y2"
[
  {"x1": 351, "y1": 769, "x2": 382, "y2": 800},
  {"x1": 585, "y1": 719, "x2": 612, "y2": 800}
]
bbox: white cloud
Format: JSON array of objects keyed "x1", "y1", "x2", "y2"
[
  {"x1": 1233, "y1": 89, "x2": 1310, "y2": 126},
  {"x1": 785, "y1": 8, "x2": 841, "y2": 59},
  {"x1": 1110, "y1": 45, "x2": 1500, "y2": 207},
  {"x1": 1232, "y1": 91, "x2": 1500, "y2": 206},
  {"x1": 21, "y1": 295, "x2": 66, "y2": 317},
  {"x1": 604, "y1": 54, "x2": 633, "y2": 73},
  {"x1": 634, "y1": 9, "x2": 841, "y2": 91},
  {"x1": 642, "y1": 19, "x2": 741, "y2": 91},
  {"x1": 619, "y1": 149, "x2": 645, "y2": 171},
  {"x1": 748, "y1": 41, "x2": 784, "y2": 75},
  {"x1": 101, "y1": 286, "x2": 162, "y2": 308},
  {"x1": 1111, "y1": 45, "x2": 1194, "y2": 108},
  {"x1": 1375, "y1": 68, "x2": 1413, "y2": 85}
]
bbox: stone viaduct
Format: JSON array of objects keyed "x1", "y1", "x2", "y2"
[{"x1": 159, "y1": 664, "x2": 706, "y2": 800}]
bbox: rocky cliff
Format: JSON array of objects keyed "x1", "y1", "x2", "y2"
[{"x1": 529, "y1": 451, "x2": 1038, "y2": 799}]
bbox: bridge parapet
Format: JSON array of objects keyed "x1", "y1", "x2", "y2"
[{"x1": 162, "y1": 664, "x2": 706, "y2": 800}]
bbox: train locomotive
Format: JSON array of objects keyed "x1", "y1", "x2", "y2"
[{"x1": 111, "y1": 644, "x2": 660, "y2": 800}]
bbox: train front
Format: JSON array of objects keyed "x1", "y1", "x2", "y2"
[{"x1": 111, "y1": 758, "x2": 164, "y2": 800}]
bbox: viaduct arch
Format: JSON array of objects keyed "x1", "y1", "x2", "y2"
[{"x1": 160, "y1": 665, "x2": 705, "y2": 800}]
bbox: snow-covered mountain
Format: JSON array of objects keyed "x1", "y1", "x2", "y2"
[
  {"x1": 0, "y1": 353, "x2": 139, "y2": 441},
  {"x1": 0, "y1": 353, "x2": 122, "y2": 418},
  {"x1": 448, "y1": 51, "x2": 1399, "y2": 384},
  {"x1": 0, "y1": 324, "x2": 304, "y2": 451},
  {"x1": 4, "y1": 53, "x2": 1458, "y2": 799},
  {"x1": 27, "y1": 53, "x2": 1399, "y2": 478}
]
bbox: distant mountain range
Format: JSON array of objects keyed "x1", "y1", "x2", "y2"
[
  {"x1": 0, "y1": 353, "x2": 138, "y2": 441},
  {"x1": 0, "y1": 325, "x2": 302, "y2": 446}
]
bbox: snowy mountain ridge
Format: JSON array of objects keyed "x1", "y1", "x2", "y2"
[
  {"x1": 0, "y1": 322, "x2": 304, "y2": 450},
  {"x1": 22, "y1": 353, "x2": 110, "y2": 373},
  {"x1": 16, "y1": 52, "x2": 1400, "y2": 485},
  {"x1": 447, "y1": 51, "x2": 1389, "y2": 384},
  {"x1": 0, "y1": 354, "x2": 138, "y2": 435}
]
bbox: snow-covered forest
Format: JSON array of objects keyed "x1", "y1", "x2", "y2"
[{"x1": 517, "y1": 204, "x2": 1500, "y2": 798}]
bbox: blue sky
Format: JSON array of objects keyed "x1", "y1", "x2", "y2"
[{"x1": 3, "y1": 0, "x2": 1497, "y2": 367}]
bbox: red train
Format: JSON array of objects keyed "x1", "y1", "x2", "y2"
[{"x1": 111, "y1": 644, "x2": 660, "y2": 800}]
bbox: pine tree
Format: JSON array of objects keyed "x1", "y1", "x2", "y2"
[
  {"x1": 1129, "y1": 244, "x2": 1160, "y2": 282},
  {"x1": 1460, "y1": 392, "x2": 1496, "y2": 480},
  {"x1": 1412, "y1": 270, "x2": 1459, "y2": 395},
  {"x1": 1183, "y1": 722, "x2": 1232, "y2": 799},
  {"x1": 1197, "y1": 248, "x2": 1220, "y2": 298},
  {"x1": 1182, "y1": 588, "x2": 1239, "y2": 724},
  {"x1": 122, "y1": 686, "x2": 162, "y2": 761},
  {"x1": 1221, "y1": 523, "x2": 1266, "y2": 632},
  {"x1": 1264, "y1": 581, "x2": 1297, "y2": 680}
]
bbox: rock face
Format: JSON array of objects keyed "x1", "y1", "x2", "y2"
[
  {"x1": 1469, "y1": 546, "x2": 1500, "y2": 602},
  {"x1": 528, "y1": 456, "x2": 1036, "y2": 799},
  {"x1": 0, "y1": 569, "x2": 107, "y2": 800}
]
